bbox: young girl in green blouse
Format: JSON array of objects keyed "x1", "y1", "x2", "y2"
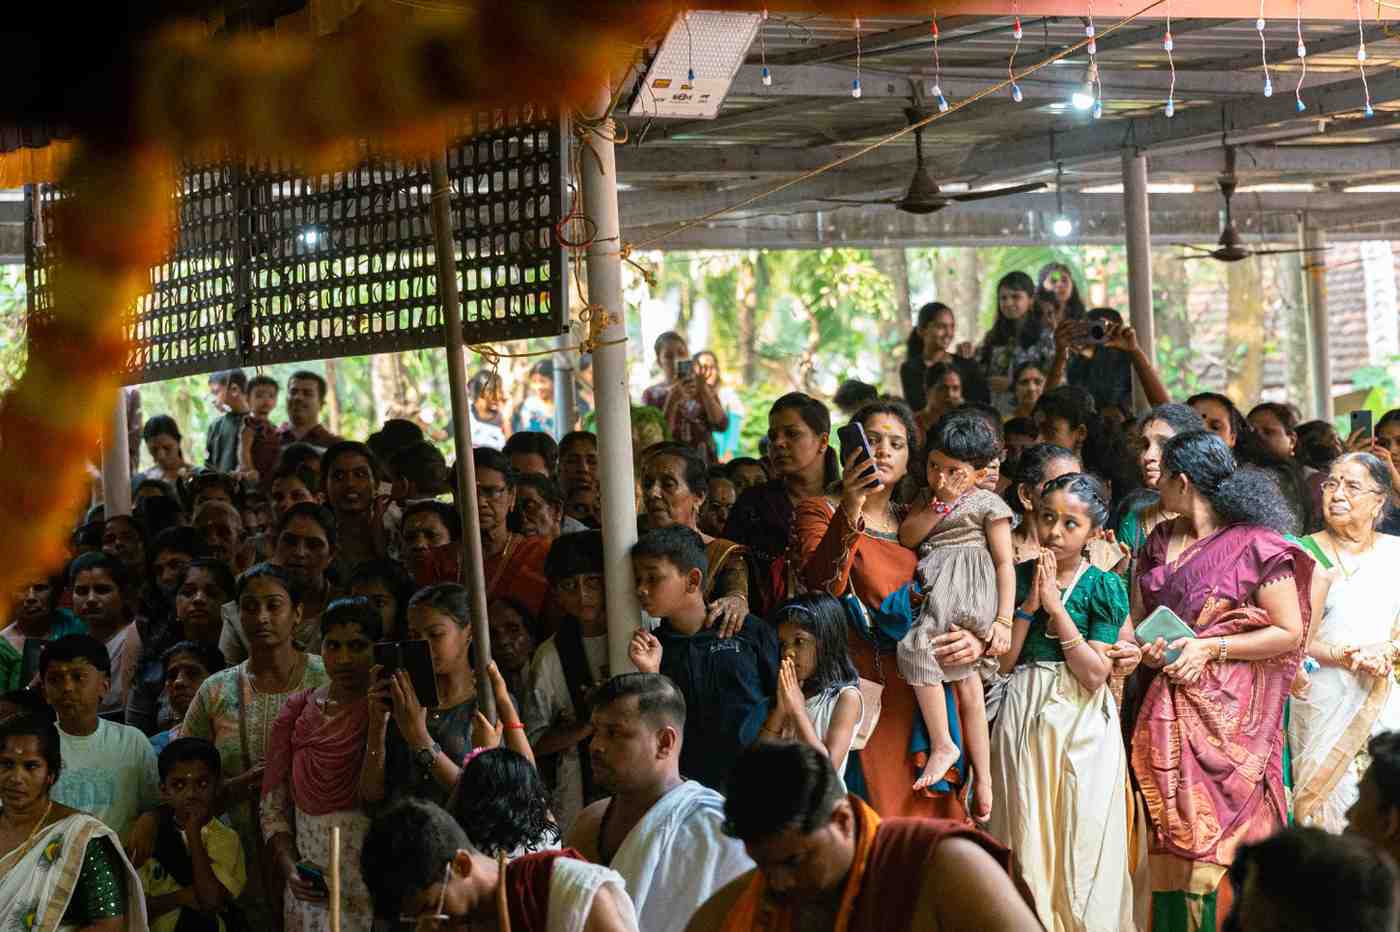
[{"x1": 987, "y1": 472, "x2": 1136, "y2": 932}]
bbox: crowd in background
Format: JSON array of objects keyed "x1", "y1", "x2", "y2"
[{"x1": 7, "y1": 259, "x2": 1400, "y2": 931}]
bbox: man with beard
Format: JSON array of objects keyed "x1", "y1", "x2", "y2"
[
  {"x1": 566, "y1": 673, "x2": 753, "y2": 932},
  {"x1": 278, "y1": 370, "x2": 341, "y2": 450},
  {"x1": 688, "y1": 743, "x2": 1041, "y2": 932}
]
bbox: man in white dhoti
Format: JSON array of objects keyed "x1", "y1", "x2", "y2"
[
  {"x1": 565, "y1": 673, "x2": 754, "y2": 932},
  {"x1": 362, "y1": 798, "x2": 638, "y2": 932}
]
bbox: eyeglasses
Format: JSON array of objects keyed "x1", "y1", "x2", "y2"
[
  {"x1": 397, "y1": 862, "x2": 453, "y2": 928},
  {"x1": 1321, "y1": 478, "x2": 1384, "y2": 498}
]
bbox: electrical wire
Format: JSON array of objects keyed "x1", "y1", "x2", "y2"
[
  {"x1": 853, "y1": 18, "x2": 863, "y2": 98},
  {"x1": 1164, "y1": 0, "x2": 1176, "y2": 116},
  {"x1": 1357, "y1": 0, "x2": 1375, "y2": 116},
  {"x1": 1295, "y1": 0, "x2": 1308, "y2": 110},
  {"x1": 1009, "y1": 0, "x2": 1024, "y2": 101},
  {"x1": 931, "y1": 13, "x2": 949, "y2": 111},
  {"x1": 1258, "y1": 0, "x2": 1273, "y2": 97}
]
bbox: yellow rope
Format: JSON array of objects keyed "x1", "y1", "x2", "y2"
[{"x1": 629, "y1": 0, "x2": 1171, "y2": 251}]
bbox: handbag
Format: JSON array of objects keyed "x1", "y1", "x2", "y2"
[{"x1": 840, "y1": 591, "x2": 884, "y2": 750}]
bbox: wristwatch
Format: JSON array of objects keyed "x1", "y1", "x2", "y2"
[{"x1": 413, "y1": 741, "x2": 442, "y2": 774}]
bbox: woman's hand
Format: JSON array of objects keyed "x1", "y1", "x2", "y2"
[
  {"x1": 122, "y1": 811, "x2": 160, "y2": 868},
  {"x1": 1106, "y1": 640, "x2": 1142, "y2": 676},
  {"x1": 1290, "y1": 666, "x2": 1313, "y2": 699},
  {"x1": 222, "y1": 764, "x2": 266, "y2": 803},
  {"x1": 388, "y1": 669, "x2": 431, "y2": 749},
  {"x1": 931, "y1": 629, "x2": 987, "y2": 669},
  {"x1": 629, "y1": 629, "x2": 663, "y2": 674},
  {"x1": 1345, "y1": 645, "x2": 1392, "y2": 678},
  {"x1": 986, "y1": 623, "x2": 1011, "y2": 658},
  {"x1": 281, "y1": 854, "x2": 328, "y2": 903},
  {"x1": 705, "y1": 594, "x2": 749, "y2": 639},
  {"x1": 1140, "y1": 637, "x2": 1169, "y2": 669},
  {"x1": 471, "y1": 710, "x2": 503, "y2": 751},
  {"x1": 1368, "y1": 442, "x2": 1400, "y2": 494},
  {"x1": 1163, "y1": 638, "x2": 1212, "y2": 685},
  {"x1": 839, "y1": 448, "x2": 880, "y2": 520},
  {"x1": 1104, "y1": 323, "x2": 1139, "y2": 354}
]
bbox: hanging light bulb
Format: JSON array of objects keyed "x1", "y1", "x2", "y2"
[
  {"x1": 1264, "y1": 78, "x2": 1274, "y2": 97},
  {"x1": 761, "y1": 66, "x2": 772, "y2": 86},
  {"x1": 1011, "y1": 83, "x2": 1023, "y2": 102},
  {"x1": 851, "y1": 78, "x2": 862, "y2": 98},
  {"x1": 1013, "y1": 16, "x2": 1023, "y2": 39},
  {"x1": 1165, "y1": 98, "x2": 1176, "y2": 117},
  {"x1": 1092, "y1": 100, "x2": 1103, "y2": 119},
  {"x1": 1163, "y1": 31, "x2": 1174, "y2": 51},
  {"x1": 1072, "y1": 83, "x2": 1095, "y2": 110},
  {"x1": 1052, "y1": 216, "x2": 1073, "y2": 237},
  {"x1": 1052, "y1": 164, "x2": 1071, "y2": 237}
]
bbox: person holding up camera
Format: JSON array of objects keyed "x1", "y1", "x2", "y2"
[
  {"x1": 1047, "y1": 307, "x2": 1170, "y2": 418},
  {"x1": 640, "y1": 332, "x2": 728, "y2": 464}
]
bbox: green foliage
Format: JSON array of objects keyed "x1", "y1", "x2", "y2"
[{"x1": 0, "y1": 268, "x2": 27, "y2": 391}]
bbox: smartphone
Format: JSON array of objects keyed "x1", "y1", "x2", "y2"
[
  {"x1": 295, "y1": 861, "x2": 329, "y2": 893},
  {"x1": 373, "y1": 640, "x2": 441, "y2": 709},
  {"x1": 836, "y1": 422, "x2": 879, "y2": 488},
  {"x1": 675, "y1": 359, "x2": 695, "y2": 380},
  {"x1": 1352, "y1": 409, "x2": 1374, "y2": 442}
]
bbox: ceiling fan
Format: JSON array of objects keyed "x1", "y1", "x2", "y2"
[
  {"x1": 819, "y1": 108, "x2": 1047, "y2": 215},
  {"x1": 1173, "y1": 147, "x2": 1328, "y2": 263}
]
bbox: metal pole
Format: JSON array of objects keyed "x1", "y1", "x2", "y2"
[
  {"x1": 553, "y1": 333, "x2": 578, "y2": 440},
  {"x1": 1121, "y1": 150, "x2": 1155, "y2": 414},
  {"x1": 429, "y1": 152, "x2": 495, "y2": 721},
  {"x1": 101, "y1": 388, "x2": 132, "y2": 518},
  {"x1": 578, "y1": 80, "x2": 643, "y2": 676},
  {"x1": 1302, "y1": 213, "x2": 1333, "y2": 420}
]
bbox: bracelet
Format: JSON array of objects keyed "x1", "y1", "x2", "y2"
[
  {"x1": 504, "y1": 722, "x2": 526, "y2": 730},
  {"x1": 993, "y1": 616, "x2": 1013, "y2": 630},
  {"x1": 1059, "y1": 635, "x2": 1086, "y2": 652},
  {"x1": 1331, "y1": 643, "x2": 1345, "y2": 663},
  {"x1": 1014, "y1": 608, "x2": 1036, "y2": 624},
  {"x1": 1217, "y1": 637, "x2": 1229, "y2": 664}
]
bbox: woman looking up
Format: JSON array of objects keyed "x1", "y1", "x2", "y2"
[
  {"x1": 1131, "y1": 431, "x2": 1312, "y2": 932},
  {"x1": 1010, "y1": 362, "x2": 1046, "y2": 421},
  {"x1": 1290, "y1": 453, "x2": 1400, "y2": 832}
]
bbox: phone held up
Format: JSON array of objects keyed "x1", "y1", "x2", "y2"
[
  {"x1": 1352, "y1": 409, "x2": 1375, "y2": 443},
  {"x1": 837, "y1": 422, "x2": 880, "y2": 490},
  {"x1": 373, "y1": 639, "x2": 440, "y2": 709},
  {"x1": 295, "y1": 861, "x2": 329, "y2": 894},
  {"x1": 675, "y1": 358, "x2": 695, "y2": 381}
]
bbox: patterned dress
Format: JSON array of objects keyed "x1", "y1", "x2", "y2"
[
  {"x1": 182, "y1": 654, "x2": 328, "y2": 926},
  {"x1": 898, "y1": 490, "x2": 1014, "y2": 686}
]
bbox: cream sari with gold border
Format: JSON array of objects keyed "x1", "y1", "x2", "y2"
[{"x1": 0, "y1": 810, "x2": 148, "y2": 932}]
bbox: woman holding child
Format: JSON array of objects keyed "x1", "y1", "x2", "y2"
[{"x1": 792, "y1": 400, "x2": 985, "y2": 820}]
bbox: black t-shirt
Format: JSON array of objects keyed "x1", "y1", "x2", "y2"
[
  {"x1": 655, "y1": 615, "x2": 779, "y2": 792},
  {"x1": 898, "y1": 355, "x2": 990, "y2": 412},
  {"x1": 204, "y1": 411, "x2": 245, "y2": 473},
  {"x1": 1066, "y1": 348, "x2": 1133, "y2": 414}
]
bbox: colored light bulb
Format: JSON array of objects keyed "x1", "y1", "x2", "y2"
[
  {"x1": 1297, "y1": 42, "x2": 1307, "y2": 57},
  {"x1": 1163, "y1": 33, "x2": 1174, "y2": 51},
  {"x1": 1012, "y1": 84, "x2": 1023, "y2": 102},
  {"x1": 1257, "y1": 17, "x2": 1266, "y2": 30},
  {"x1": 1165, "y1": 98, "x2": 1176, "y2": 117},
  {"x1": 1013, "y1": 17, "x2": 1023, "y2": 39},
  {"x1": 1092, "y1": 100, "x2": 1103, "y2": 119},
  {"x1": 1365, "y1": 103, "x2": 1376, "y2": 118},
  {"x1": 1296, "y1": 97, "x2": 1306, "y2": 112},
  {"x1": 1088, "y1": 40, "x2": 1097, "y2": 54},
  {"x1": 1264, "y1": 79, "x2": 1274, "y2": 97},
  {"x1": 938, "y1": 95, "x2": 950, "y2": 112},
  {"x1": 761, "y1": 66, "x2": 772, "y2": 86},
  {"x1": 1358, "y1": 47, "x2": 1368, "y2": 62},
  {"x1": 852, "y1": 78, "x2": 862, "y2": 98},
  {"x1": 1085, "y1": 23, "x2": 1095, "y2": 36}
]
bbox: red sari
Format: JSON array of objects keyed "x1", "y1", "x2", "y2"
[{"x1": 792, "y1": 497, "x2": 967, "y2": 821}]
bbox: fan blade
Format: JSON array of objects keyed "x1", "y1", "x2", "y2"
[
  {"x1": 1245, "y1": 247, "x2": 1330, "y2": 257},
  {"x1": 949, "y1": 181, "x2": 1048, "y2": 203},
  {"x1": 817, "y1": 197, "x2": 903, "y2": 206},
  {"x1": 1172, "y1": 254, "x2": 1218, "y2": 261},
  {"x1": 1171, "y1": 243, "x2": 1217, "y2": 254}
]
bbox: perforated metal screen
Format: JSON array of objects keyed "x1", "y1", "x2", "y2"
[{"x1": 25, "y1": 106, "x2": 568, "y2": 385}]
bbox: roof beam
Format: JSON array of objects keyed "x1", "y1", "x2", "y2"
[
  {"x1": 762, "y1": 15, "x2": 991, "y2": 66},
  {"x1": 1181, "y1": 22, "x2": 1390, "y2": 71},
  {"x1": 1150, "y1": 144, "x2": 1400, "y2": 176},
  {"x1": 955, "y1": 68, "x2": 1400, "y2": 179},
  {"x1": 951, "y1": 18, "x2": 1236, "y2": 68}
]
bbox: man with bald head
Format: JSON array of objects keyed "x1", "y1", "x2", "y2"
[
  {"x1": 192, "y1": 500, "x2": 250, "y2": 574},
  {"x1": 566, "y1": 673, "x2": 753, "y2": 932}
]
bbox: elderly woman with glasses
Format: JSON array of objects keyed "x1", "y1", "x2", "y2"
[{"x1": 1290, "y1": 452, "x2": 1400, "y2": 833}]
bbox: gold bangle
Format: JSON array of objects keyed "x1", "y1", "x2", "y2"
[
  {"x1": 993, "y1": 616, "x2": 1013, "y2": 630},
  {"x1": 1059, "y1": 635, "x2": 1086, "y2": 652}
]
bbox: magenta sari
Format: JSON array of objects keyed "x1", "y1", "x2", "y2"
[
  {"x1": 1131, "y1": 523, "x2": 1313, "y2": 870},
  {"x1": 263, "y1": 689, "x2": 369, "y2": 814}
]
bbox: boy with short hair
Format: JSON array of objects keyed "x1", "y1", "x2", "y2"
[
  {"x1": 44, "y1": 634, "x2": 160, "y2": 838},
  {"x1": 141, "y1": 737, "x2": 247, "y2": 932},
  {"x1": 239, "y1": 374, "x2": 282, "y2": 485},
  {"x1": 627, "y1": 526, "x2": 779, "y2": 792},
  {"x1": 524, "y1": 530, "x2": 609, "y2": 833},
  {"x1": 67, "y1": 551, "x2": 141, "y2": 721}
]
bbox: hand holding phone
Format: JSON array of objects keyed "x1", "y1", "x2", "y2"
[
  {"x1": 373, "y1": 640, "x2": 440, "y2": 709},
  {"x1": 837, "y1": 422, "x2": 878, "y2": 489},
  {"x1": 1352, "y1": 409, "x2": 1375, "y2": 444},
  {"x1": 675, "y1": 359, "x2": 695, "y2": 381}
]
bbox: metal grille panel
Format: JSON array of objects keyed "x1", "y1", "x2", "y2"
[{"x1": 26, "y1": 106, "x2": 568, "y2": 385}]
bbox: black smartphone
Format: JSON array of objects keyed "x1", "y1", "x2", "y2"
[
  {"x1": 373, "y1": 640, "x2": 440, "y2": 709},
  {"x1": 836, "y1": 422, "x2": 879, "y2": 487},
  {"x1": 295, "y1": 861, "x2": 329, "y2": 894},
  {"x1": 675, "y1": 359, "x2": 695, "y2": 380},
  {"x1": 1352, "y1": 409, "x2": 1375, "y2": 442}
]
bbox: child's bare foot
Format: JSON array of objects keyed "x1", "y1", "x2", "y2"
[{"x1": 913, "y1": 744, "x2": 960, "y2": 791}]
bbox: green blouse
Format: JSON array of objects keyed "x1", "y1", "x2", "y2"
[
  {"x1": 1292, "y1": 534, "x2": 1334, "y2": 570},
  {"x1": 1013, "y1": 561, "x2": 1128, "y2": 664},
  {"x1": 63, "y1": 836, "x2": 127, "y2": 922}
]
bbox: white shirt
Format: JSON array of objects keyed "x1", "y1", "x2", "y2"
[{"x1": 51, "y1": 719, "x2": 160, "y2": 836}]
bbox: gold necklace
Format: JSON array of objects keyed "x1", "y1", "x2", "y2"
[
  {"x1": 1327, "y1": 530, "x2": 1374, "y2": 580},
  {"x1": 1, "y1": 799, "x2": 53, "y2": 860}
]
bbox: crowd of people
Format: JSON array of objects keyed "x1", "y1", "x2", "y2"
[{"x1": 6, "y1": 258, "x2": 1400, "y2": 932}]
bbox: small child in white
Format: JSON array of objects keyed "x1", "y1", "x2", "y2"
[{"x1": 897, "y1": 411, "x2": 1015, "y2": 821}]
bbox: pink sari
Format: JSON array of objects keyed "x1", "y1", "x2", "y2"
[
  {"x1": 1131, "y1": 523, "x2": 1313, "y2": 869},
  {"x1": 264, "y1": 689, "x2": 369, "y2": 815}
]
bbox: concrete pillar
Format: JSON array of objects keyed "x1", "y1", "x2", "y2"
[
  {"x1": 1122, "y1": 150, "x2": 1155, "y2": 413},
  {"x1": 578, "y1": 81, "x2": 643, "y2": 677},
  {"x1": 101, "y1": 388, "x2": 132, "y2": 517},
  {"x1": 1302, "y1": 214, "x2": 1333, "y2": 420},
  {"x1": 553, "y1": 333, "x2": 578, "y2": 439}
]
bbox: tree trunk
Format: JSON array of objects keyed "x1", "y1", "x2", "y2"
[
  {"x1": 1278, "y1": 252, "x2": 1313, "y2": 413},
  {"x1": 739, "y1": 252, "x2": 763, "y2": 385},
  {"x1": 932, "y1": 247, "x2": 982, "y2": 348},
  {"x1": 1225, "y1": 258, "x2": 1265, "y2": 404},
  {"x1": 372, "y1": 352, "x2": 412, "y2": 424},
  {"x1": 323, "y1": 358, "x2": 342, "y2": 436},
  {"x1": 871, "y1": 248, "x2": 912, "y2": 394}
]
